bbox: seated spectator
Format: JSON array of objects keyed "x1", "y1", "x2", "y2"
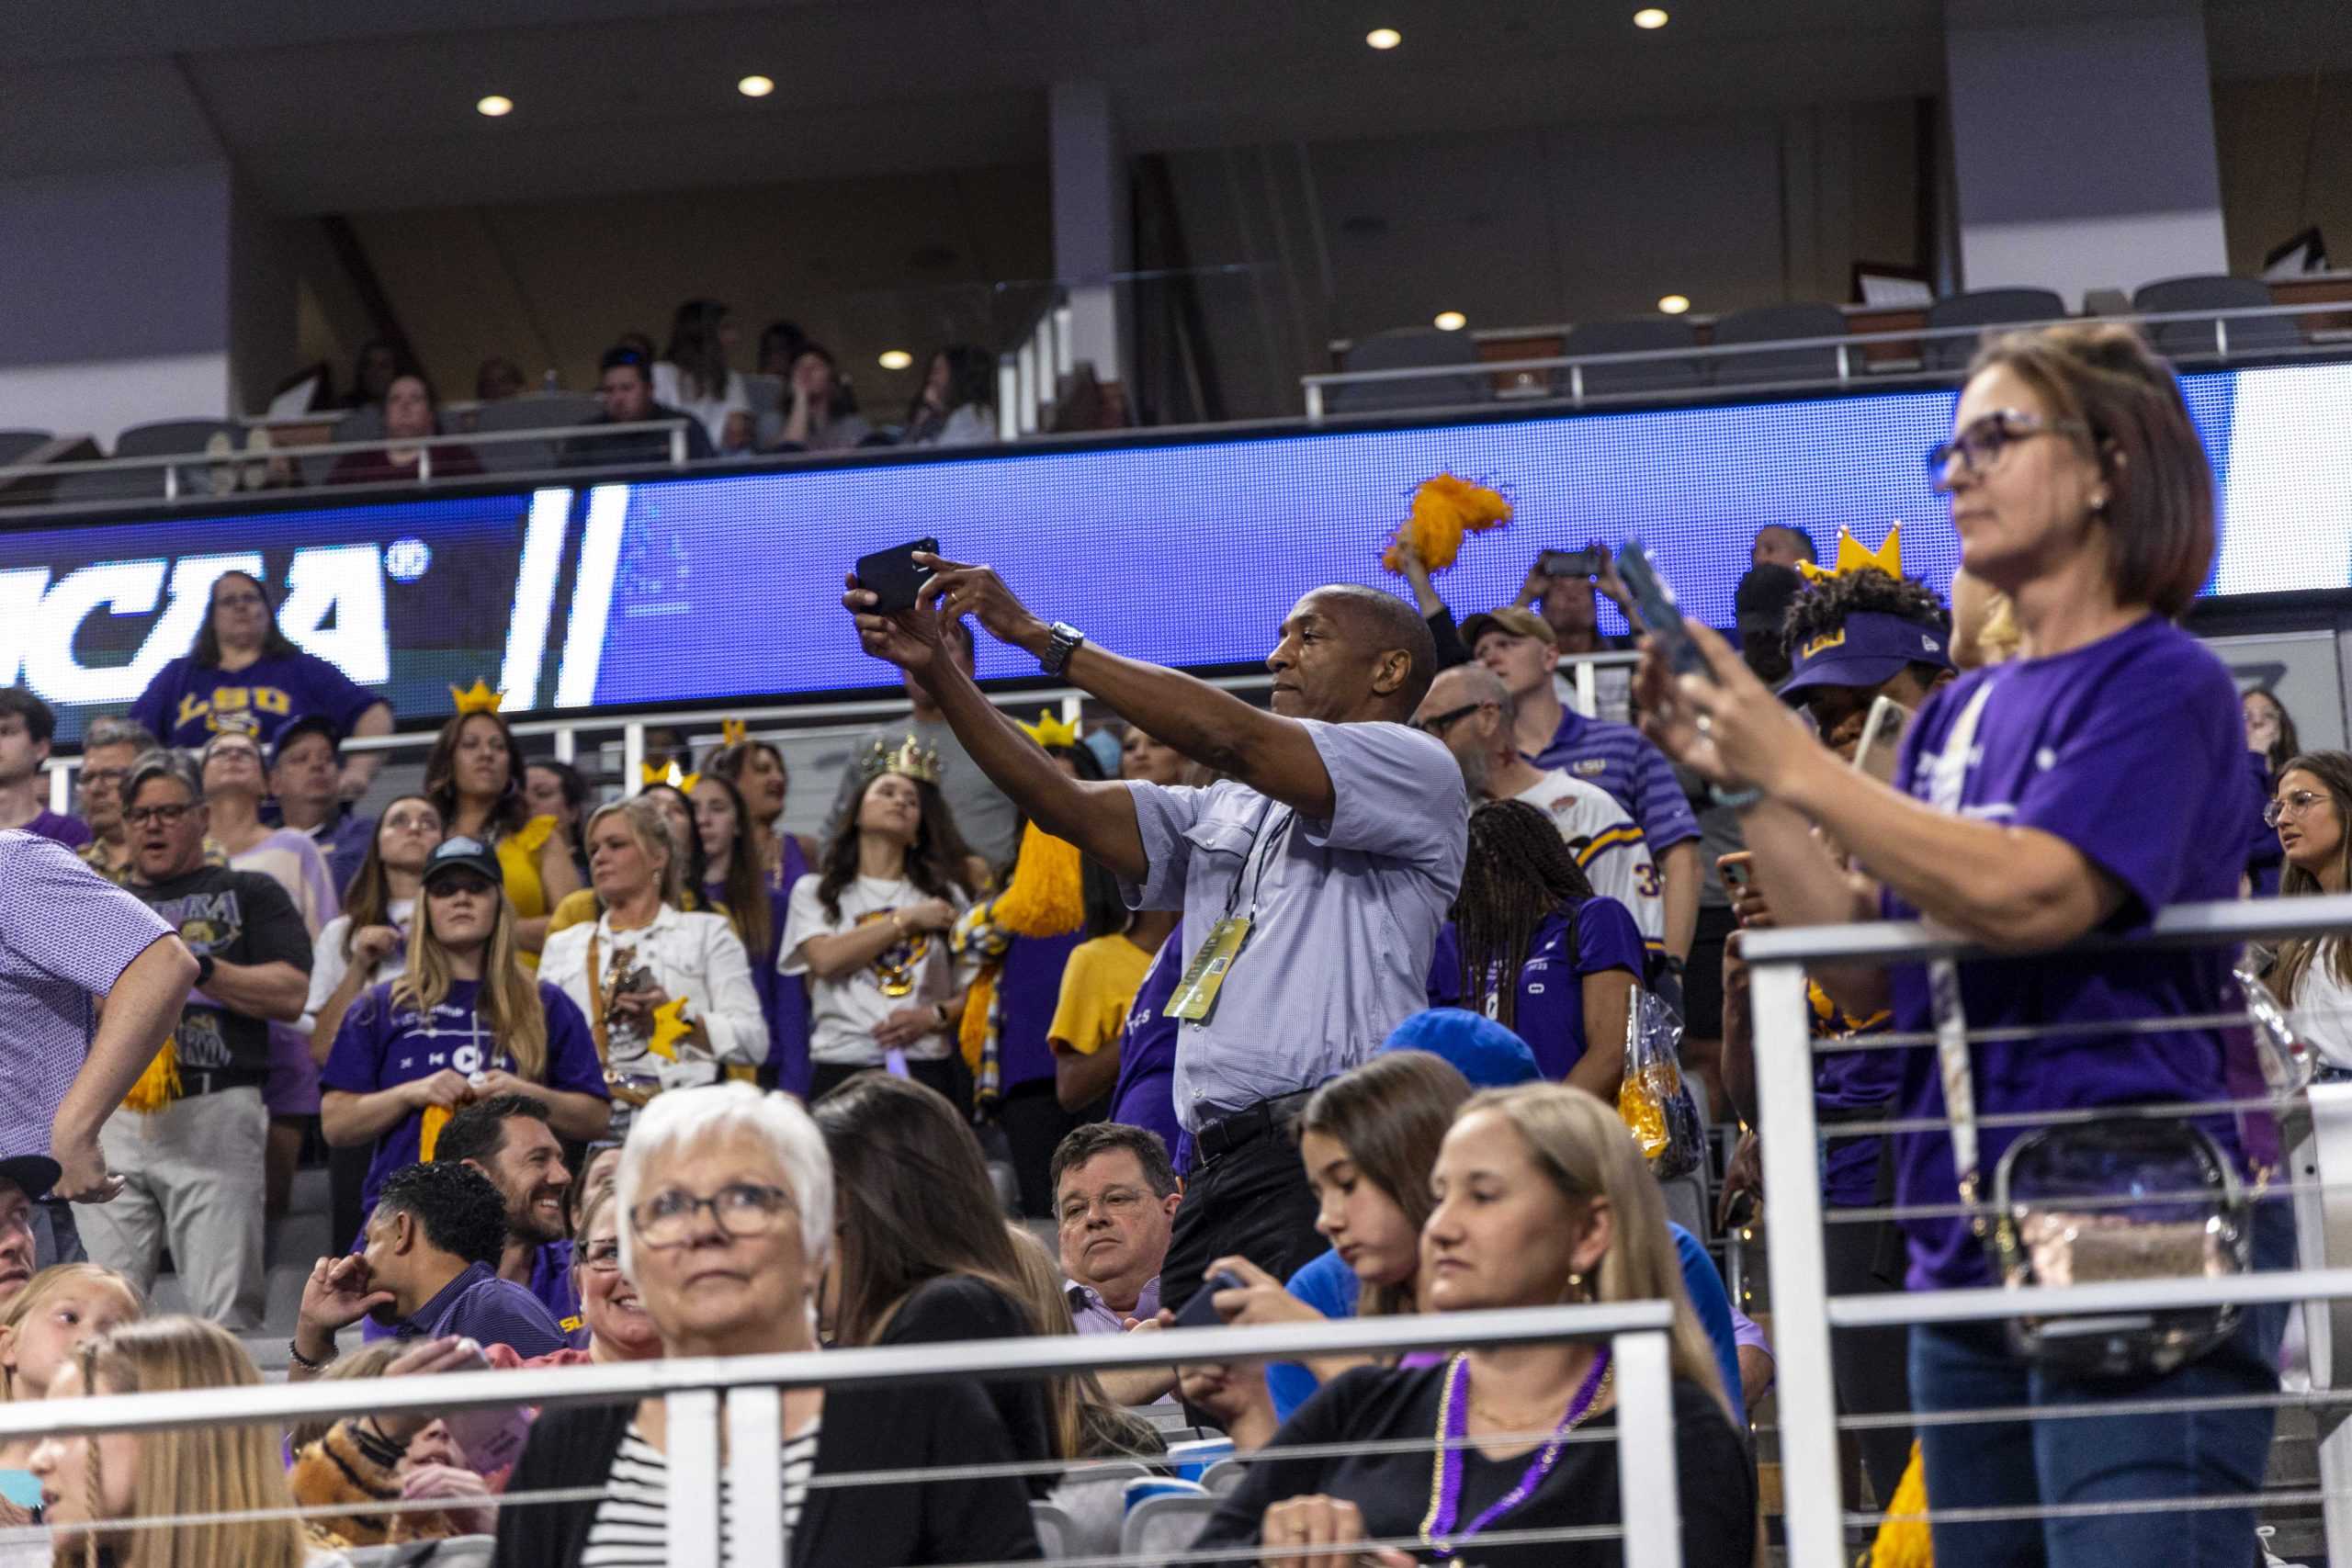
[
  {"x1": 903, "y1": 344, "x2": 997, "y2": 446},
  {"x1": 813, "y1": 1075, "x2": 1055, "y2": 1487},
  {"x1": 73, "y1": 716, "x2": 159, "y2": 884},
  {"x1": 342, "y1": 337, "x2": 406, "y2": 409},
  {"x1": 1192, "y1": 1083, "x2": 1756, "y2": 1568},
  {"x1": 2246, "y1": 687, "x2": 2299, "y2": 896},
  {"x1": 0, "y1": 1264, "x2": 141, "y2": 1518},
  {"x1": 321, "y1": 835, "x2": 608, "y2": 1223},
  {"x1": 270, "y1": 716, "x2": 376, "y2": 897},
  {"x1": 1415, "y1": 663, "x2": 1665, "y2": 948},
  {"x1": 756, "y1": 319, "x2": 808, "y2": 378},
  {"x1": 560, "y1": 345, "x2": 717, "y2": 468},
  {"x1": 0, "y1": 1174, "x2": 50, "y2": 1309},
  {"x1": 1466, "y1": 605, "x2": 1700, "y2": 973},
  {"x1": 1430, "y1": 800, "x2": 1644, "y2": 1096},
  {"x1": 288, "y1": 1336, "x2": 497, "y2": 1547},
  {"x1": 424, "y1": 702, "x2": 581, "y2": 959},
  {"x1": 1052, "y1": 1122, "x2": 1180, "y2": 1332},
  {"x1": 773, "y1": 343, "x2": 874, "y2": 452},
  {"x1": 30, "y1": 1317, "x2": 337, "y2": 1568},
  {"x1": 475, "y1": 355, "x2": 526, "y2": 402},
  {"x1": 83, "y1": 752, "x2": 311, "y2": 1331},
  {"x1": 564, "y1": 1182, "x2": 660, "y2": 1364},
  {"x1": 327, "y1": 373, "x2": 483, "y2": 485},
  {"x1": 131, "y1": 569, "x2": 394, "y2": 792},
  {"x1": 787, "y1": 748, "x2": 975, "y2": 1107},
  {"x1": 2266, "y1": 751, "x2": 2352, "y2": 1069},
  {"x1": 496, "y1": 1083, "x2": 1043, "y2": 1567},
  {"x1": 1002, "y1": 1224, "x2": 1165, "y2": 1535},
  {"x1": 435, "y1": 1095, "x2": 587, "y2": 1336},
  {"x1": 523, "y1": 758, "x2": 592, "y2": 886},
  {"x1": 0, "y1": 691, "x2": 87, "y2": 849},
  {"x1": 293, "y1": 1161, "x2": 571, "y2": 1368},
  {"x1": 652, "y1": 298, "x2": 752, "y2": 453},
  {"x1": 539, "y1": 798, "x2": 765, "y2": 1105}
]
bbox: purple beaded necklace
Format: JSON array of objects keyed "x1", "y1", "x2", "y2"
[{"x1": 1418, "y1": 1348, "x2": 1614, "y2": 1557}]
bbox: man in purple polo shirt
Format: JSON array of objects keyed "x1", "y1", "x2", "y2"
[
  {"x1": 1464, "y1": 607, "x2": 1701, "y2": 973},
  {"x1": 0, "y1": 828, "x2": 201, "y2": 1211},
  {"x1": 848, "y1": 559, "x2": 1465, "y2": 1311},
  {"x1": 0, "y1": 693, "x2": 89, "y2": 851},
  {"x1": 433, "y1": 1095, "x2": 583, "y2": 1339},
  {"x1": 290, "y1": 1160, "x2": 568, "y2": 1376}
]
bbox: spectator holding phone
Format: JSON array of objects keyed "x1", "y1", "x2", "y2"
[{"x1": 849, "y1": 558, "x2": 1465, "y2": 1310}]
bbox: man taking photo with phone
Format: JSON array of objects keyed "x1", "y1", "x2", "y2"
[{"x1": 844, "y1": 553, "x2": 1464, "y2": 1310}]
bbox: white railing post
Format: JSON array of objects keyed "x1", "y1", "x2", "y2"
[
  {"x1": 623, "y1": 722, "x2": 646, "y2": 795},
  {"x1": 1750, "y1": 954, "x2": 1844, "y2": 1568},
  {"x1": 724, "y1": 1385, "x2": 786, "y2": 1568},
  {"x1": 670, "y1": 423, "x2": 687, "y2": 467},
  {"x1": 663, "y1": 1387, "x2": 722, "y2": 1562},
  {"x1": 1613, "y1": 1327, "x2": 1682, "y2": 1568},
  {"x1": 49, "y1": 761, "x2": 71, "y2": 817},
  {"x1": 1574, "y1": 660, "x2": 1598, "y2": 720},
  {"x1": 420, "y1": 442, "x2": 434, "y2": 483},
  {"x1": 553, "y1": 726, "x2": 576, "y2": 764},
  {"x1": 1305, "y1": 381, "x2": 1325, "y2": 423}
]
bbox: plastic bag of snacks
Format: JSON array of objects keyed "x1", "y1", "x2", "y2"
[{"x1": 1618, "y1": 987, "x2": 1702, "y2": 1180}]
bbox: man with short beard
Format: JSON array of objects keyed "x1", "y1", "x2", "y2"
[{"x1": 431, "y1": 1094, "x2": 582, "y2": 1338}]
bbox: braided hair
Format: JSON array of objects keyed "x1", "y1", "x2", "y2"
[
  {"x1": 1454, "y1": 800, "x2": 1596, "y2": 1031},
  {"x1": 1779, "y1": 567, "x2": 1950, "y2": 678}
]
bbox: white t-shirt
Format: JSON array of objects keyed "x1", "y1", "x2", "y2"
[
  {"x1": 302, "y1": 899, "x2": 414, "y2": 1035},
  {"x1": 780, "y1": 873, "x2": 969, "y2": 1066},
  {"x1": 1511, "y1": 768, "x2": 1665, "y2": 947},
  {"x1": 2299, "y1": 940, "x2": 2352, "y2": 1072},
  {"x1": 650, "y1": 362, "x2": 752, "y2": 451}
]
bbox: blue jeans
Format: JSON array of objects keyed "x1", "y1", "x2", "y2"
[{"x1": 1908, "y1": 1199, "x2": 2292, "y2": 1568}]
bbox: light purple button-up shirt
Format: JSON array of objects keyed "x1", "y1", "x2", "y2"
[
  {"x1": 0, "y1": 832, "x2": 173, "y2": 1152},
  {"x1": 1065, "y1": 1274, "x2": 1161, "y2": 1336}
]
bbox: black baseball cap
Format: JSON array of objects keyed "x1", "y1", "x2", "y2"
[
  {"x1": 0, "y1": 1155, "x2": 61, "y2": 1201},
  {"x1": 268, "y1": 714, "x2": 342, "y2": 768},
  {"x1": 422, "y1": 836, "x2": 504, "y2": 889}
]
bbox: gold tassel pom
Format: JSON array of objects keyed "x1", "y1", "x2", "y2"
[
  {"x1": 121, "y1": 1039, "x2": 182, "y2": 1114},
  {"x1": 1381, "y1": 472, "x2": 1514, "y2": 574},
  {"x1": 990, "y1": 821, "x2": 1087, "y2": 936},
  {"x1": 417, "y1": 1104, "x2": 451, "y2": 1163},
  {"x1": 960, "y1": 971, "x2": 996, "y2": 1072},
  {"x1": 1865, "y1": 1441, "x2": 1932, "y2": 1567}
]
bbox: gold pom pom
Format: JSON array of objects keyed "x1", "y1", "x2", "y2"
[
  {"x1": 1866, "y1": 1442, "x2": 1933, "y2": 1566},
  {"x1": 1383, "y1": 473, "x2": 1514, "y2": 574},
  {"x1": 122, "y1": 1039, "x2": 182, "y2": 1114}
]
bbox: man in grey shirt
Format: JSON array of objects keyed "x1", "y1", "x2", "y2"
[
  {"x1": 846, "y1": 554, "x2": 1465, "y2": 1309},
  {"x1": 823, "y1": 616, "x2": 1019, "y2": 870}
]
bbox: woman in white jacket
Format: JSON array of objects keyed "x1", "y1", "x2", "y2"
[{"x1": 539, "y1": 796, "x2": 764, "y2": 1111}]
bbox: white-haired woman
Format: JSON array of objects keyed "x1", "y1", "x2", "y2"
[
  {"x1": 539, "y1": 796, "x2": 766, "y2": 1104},
  {"x1": 493, "y1": 1083, "x2": 1043, "y2": 1567},
  {"x1": 1192, "y1": 1082, "x2": 1756, "y2": 1568}
]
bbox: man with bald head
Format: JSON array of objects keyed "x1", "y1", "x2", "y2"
[{"x1": 847, "y1": 559, "x2": 1465, "y2": 1304}]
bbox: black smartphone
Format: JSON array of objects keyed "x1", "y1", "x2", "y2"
[
  {"x1": 1171, "y1": 1269, "x2": 1247, "y2": 1330},
  {"x1": 1539, "y1": 547, "x2": 1605, "y2": 580},
  {"x1": 853, "y1": 536, "x2": 941, "y2": 614},
  {"x1": 1617, "y1": 538, "x2": 1712, "y2": 682}
]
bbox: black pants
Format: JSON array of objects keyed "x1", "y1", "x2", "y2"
[
  {"x1": 1160, "y1": 1111, "x2": 1325, "y2": 1315},
  {"x1": 1824, "y1": 1206, "x2": 1915, "y2": 1509},
  {"x1": 808, "y1": 1056, "x2": 972, "y2": 1117},
  {"x1": 998, "y1": 1080, "x2": 1106, "y2": 1219}
]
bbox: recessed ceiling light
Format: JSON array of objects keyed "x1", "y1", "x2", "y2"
[
  {"x1": 1365, "y1": 27, "x2": 1402, "y2": 50},
  {"x1": 1657, "y1": 293, "x2": 1691, "y2": 315},
  {"x1": 1634, "y1": 8, "x2": 1669, "y2": 28},
  {"x1": 737, "y1": 74, "x2": 775, "y2": 98},
  {"x1": 877, "y1": 350, "x2": 914, "y2": 371},
  {"x1": 1432, "y1": 310, "x2": 1468, "y2": 333},
  {"x1": 475, "y1": 94, "x2": 514, "y2": 118}
]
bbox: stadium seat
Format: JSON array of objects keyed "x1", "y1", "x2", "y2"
[
  {"x1": 1924, "y1": 288, "x2": 2068, "y2": 369},
  {"x1": 1201, "y1": 1456, "x2": 1248, "y2": 1496},
  {"x1": 296, "y1": 404, "x2": 387, "y2": 486},
  {"x1": 469, "y1": 392, "x2": 602, "y2": 474},
  {"x1": 1708, "y1": 302, "x2": 1849, "y2": 388},
  {"x1": 1030, "y1": 1500, "x2": 1075, "y2": 1558},
  {"x1": 1560, "y1": 318, "x2": 1702, "y2": 399},
  {"x1": 743, "y1": 371, "x2": 785, "y2": 449},
  {"x1": 0, "y1": 430, "x2": 53, "y2": 468},
  {"x1": 1122, "y1": 1494, "x2": 1216, "y2": 1568},
  {"x1": 115, "y1": 419, "x2": 240, "y2": 459},
  {"x1": 2132, "y1": 274, "x2": 2307, "y2": 362},
  {"x1": 1323, "y1": 327, "x2": 1492, "y2": 415}
]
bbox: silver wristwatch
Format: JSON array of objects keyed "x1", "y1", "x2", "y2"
[{"x1": 1041, "y1": 621, "x2": 1087, "y2": 677}]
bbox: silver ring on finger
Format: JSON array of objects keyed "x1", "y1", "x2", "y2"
[{"x1": 1695, "y1": 714, "x2": 1714, "y2": 737}]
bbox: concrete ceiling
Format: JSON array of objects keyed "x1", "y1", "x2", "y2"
[{"x1": 1, "y1": 0, "x2": 2345, "y2": 213}]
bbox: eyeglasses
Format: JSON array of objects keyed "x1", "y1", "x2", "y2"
[
  {"x1": 631, "y1": 1181, "x2": 796, "y2": 1249},
  {"x1": 125, "y1": 804, "x2": 194, "y2": 828},
  {"x1": 79, "y1": 769, "x2": 130, "y2": 790},
  {"x1": 1413, "y1": 702, "x2": 1489, "y2": 738},
  {"x1": 1924, "y1": 410, "x2": 2090, "y2": 484},
  {"x1": 2267, "y1": 789, "x2": 2329, "y2": 827},
  {"x1": 577, "y1": 1238, "x2": 623, "y2": 1274},
  {"x1": 1057, "y1": 1186, "x2": 1147, "y2": 1227}
]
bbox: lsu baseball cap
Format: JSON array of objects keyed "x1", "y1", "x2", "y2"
[
  {"x1": 1458, "y1": 605, "x2": 1557, "y2": 652},
  {"x1": 1778, "y1": 611, "x2": 1952, "y2": 701},
  {"x1": 422, "y1": 835, "x2": 504, "y2": 889},
  {"x1": 267, "y1": 714, "x2": 342, "y2": 768}
]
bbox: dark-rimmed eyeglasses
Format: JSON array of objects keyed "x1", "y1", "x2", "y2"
[
  {"x1": 1924, "y1": 410, "x2": 2090, "y2": 485},
  {"x1": 631, "y1": 1181, "x2": 796, "y2": 1249},
  {"x1": 577, "y1": 1238, "x2": 623, "y2": 1274},
  {"x1": 125, "y1": 804, "x2": 194, "y2": 828},
  {"x1": 2267, "y1": 789, "x2": 2328, "y2": 828},
  {"x1": 1414, "y1": 702, "x2": 1490, "y2": 738}
]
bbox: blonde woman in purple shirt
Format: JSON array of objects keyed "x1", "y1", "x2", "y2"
[{"x1": 1638, "y1": 322, "x2": 2282, "y2": 1567}]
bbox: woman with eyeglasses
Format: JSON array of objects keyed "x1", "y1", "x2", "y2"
[
  {"x1": 2264, "y1": 752, "x2": 2352, "y2": 1072},
  {"x1": 493, "y1": 1083, "x2": 1043, "y2": 1568},
  {"x1": 1635, "y1": 322, "x2": 2287, "y2": 1566}
]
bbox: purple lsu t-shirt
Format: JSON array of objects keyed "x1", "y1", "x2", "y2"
[
  {"x1": 1885, "y1": 616, "x2": 2256, "y2": 1290},
  {"x1": 997, "y1": 930, "x2": 1086, "y2": 1091},
  {"x1": 1109, "y1": 922, "x2": 1185, "y2": 1168},
  {"x1": 1426, "y1": 897, "x2": 1645, "y2": 1081},
  {"x1": 21, "y1": 811, "x2": 91, "y2": 851},
  {"x1": 130, "y1": 651, "x2": 378, "y2": 750},
  {"x1": 321, "y1": 977, "x2": 607, "y2": 1216},
  {"x1": 1812, "y1": 987, "x2": 1905, "y2": 1210}
]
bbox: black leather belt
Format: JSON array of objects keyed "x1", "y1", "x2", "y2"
[{"x1": 1193, "y1": 1089, "x2": 1316, "y2": 1168}]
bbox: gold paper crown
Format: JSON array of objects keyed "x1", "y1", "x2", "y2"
[
  {"x1": 641, "y1": 761, "x2": 700, "y2": 793},
  {"x1": 1797, "y1": 525, "x2": 1903, "y2": 584},
  {"x1": 719, "y1": 718, "x2": 749, "y2": 747},
  {"x1": 1016, "y1": 709, "x2": 1082, "y2": 750},
  {"x1": 449, "y1": 680, "x2": 503, "y2": 715},
  {"x1": 858, "y1": 735, "x2": 942, "y2": 785}
]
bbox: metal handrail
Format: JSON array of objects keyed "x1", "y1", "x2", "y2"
[{"x1": 1745, "y1": 891, "x2": 2352, "y2": 1566}]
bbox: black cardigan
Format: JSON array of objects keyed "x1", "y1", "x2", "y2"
[
  {"x1": 876, "y1": 1274, "x2": 1057, "y2": 1497},
  {"x1": 490, "y1": 1378, "x2": 1042, "y2": 1568}
]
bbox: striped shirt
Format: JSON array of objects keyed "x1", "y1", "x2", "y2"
[
  {"x1": 582, "y1": 1420, "x2": 820, "y2": 1566},
  {"x1": 1531, "y1": 709, "x2": 1701, "y2": 853},
  {"x1": 1510, "y1": 768, "x2": 1666, "y2": 947}
]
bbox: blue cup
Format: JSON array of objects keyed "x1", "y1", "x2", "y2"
[
  {"x1": 1125, "y1": 1477, "x2": 1209, "y2": 1514},
  {"x1": 1165, "y1": 1438, "x2": 1235, "y2": 1484}
]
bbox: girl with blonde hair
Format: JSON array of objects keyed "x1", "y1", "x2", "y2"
[{"x1": 0, "y1": 1267, "x2": 141, "y2": 1523}]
